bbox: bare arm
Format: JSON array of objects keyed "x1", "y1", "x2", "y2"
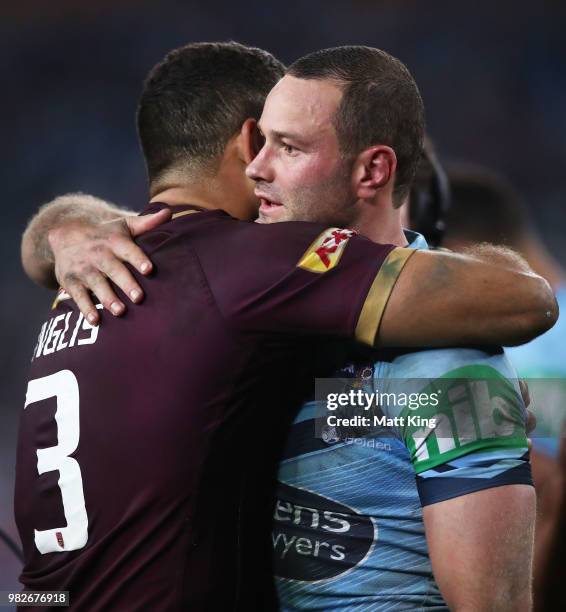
[
  {"x1": 379, "y1": 245, "x2": 558, "y2": 347},
  {"x1": 22, "y1": 193, "x2": 134, "y2": 288},
  {"x1": 423, "y1": 485, "x2": 536, "y2": 611},
  {"x1": 22, "y1": 199, "x2": 557, "y2": 345},
  {"x1": 21, "y1": 193, "x2": 171, "y2": 324}
]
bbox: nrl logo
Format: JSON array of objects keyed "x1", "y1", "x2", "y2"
[{"x1": 297, "y1": 228, "x2": 357, "y2": 273}]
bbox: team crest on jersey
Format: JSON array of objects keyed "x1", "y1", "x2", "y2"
[{"x1": 298, "y1": 228, "x2": 357, "y2": 273}]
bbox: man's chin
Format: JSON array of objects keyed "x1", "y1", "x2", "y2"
[{"x1": 256, "y1": 208, "x2": 287, "y2": 224}]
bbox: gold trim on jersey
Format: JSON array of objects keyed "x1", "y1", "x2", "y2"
[
  {"x1": 172, "y1": 209, "x2": 200, "y2": 220},
  {"x1": 355, "y1": 247, "x2": 416, "y2": 346},
  {"x1": 51, "y1": 290, "x2": 71, "y2": 310}
]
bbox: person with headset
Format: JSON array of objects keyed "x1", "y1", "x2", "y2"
[{"x1": 406, "y1": 137, "x2": 451, "y2": 248}]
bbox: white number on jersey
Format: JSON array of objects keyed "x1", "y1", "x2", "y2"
[{"x1": 24, "y1": 370, "x2": 88, "y2": 554}]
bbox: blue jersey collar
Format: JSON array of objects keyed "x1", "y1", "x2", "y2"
[{"x1": 404, "y1": 229, "x2": 429, "y2": 251}]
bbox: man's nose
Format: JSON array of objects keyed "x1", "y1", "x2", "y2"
[{"x1": 246, "y1": 145, "x2": 273, "y2": 182}]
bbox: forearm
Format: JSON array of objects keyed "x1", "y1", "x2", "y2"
[
  {"x1": 21, "y1": 193, "x2": 133, "y2": 288},
  {"x1": 454, "y1": 244, "x2": 557, "y2": 345},
  {"x1": 459, "y1": 245, "x2": 557, "y2": 345},
  {"x1": 461, "y1": 242, "x2": 533, "y2": 274},
  {"x1": 378, "y1": 248, "x2": 558, "y2": 348}
]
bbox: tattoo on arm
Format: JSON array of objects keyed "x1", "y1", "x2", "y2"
[{"x1": 21, "y1": 192, "x2": 133, "y2": 286}]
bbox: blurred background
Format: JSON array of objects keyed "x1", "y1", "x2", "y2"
[{"x1": 1, "y1": 0, "x2": 565, "y2": 595}]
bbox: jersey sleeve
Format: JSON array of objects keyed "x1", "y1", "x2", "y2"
[
  {"x1": 196, "y1": 220, "x2": 415, "y2": 345},
  {"x1": 378, "y1": 352, "x2": 533, "y2": 506}
]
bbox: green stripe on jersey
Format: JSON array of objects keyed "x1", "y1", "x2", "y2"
[{"x1": 402, "y1": 365, "x2": 528, "y2": 474}]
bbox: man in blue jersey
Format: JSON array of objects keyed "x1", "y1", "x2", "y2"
[
  {"x1": 22, "y1": 46, "x2": 543, "y2": 610},
  {"x1": 273, "y1": 231, "x2": 531, "y2": 610},
  {"x1": 246, "y1": 47, "x2": 534, "y2": 610},
  {"x1": 269, "y1": 146, "x2": 528, "y2": 609}
]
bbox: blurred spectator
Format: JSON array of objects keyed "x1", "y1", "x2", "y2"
[
  {"x1": 535, "y1": 427, "x2": 566, "y2": 611},
  {"x1": 443, "y1": 168, "x2": 566, "y2": 448},
  {"x1": 443, "y1": 167, "x2": 566, "y2": 382},
  {"x1": 442, "y1": 166, "x2": 566, "y2": 608}
]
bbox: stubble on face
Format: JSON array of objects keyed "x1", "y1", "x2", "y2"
[
  {"x1": 279, "y1": 156, "x2": 356, "y2": 226},
  {"x1": 252, "y1": 76, "x2": 358, "y2": 228}
]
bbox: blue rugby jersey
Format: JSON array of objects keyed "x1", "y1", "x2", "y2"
[{"x1": 274, "y1": 232, "x2": 532, "y2": 611}]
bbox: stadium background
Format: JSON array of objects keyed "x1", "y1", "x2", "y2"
[{"x1": 1, "y1": 0, "x2": 565, "y2": 595}]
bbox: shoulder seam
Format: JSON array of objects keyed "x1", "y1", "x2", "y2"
[{"x1": 179, "y1": 238, "x2": 236, "y2": 331}]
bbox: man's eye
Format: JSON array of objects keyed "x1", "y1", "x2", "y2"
[{"x1": 283, "y1": 144, "x2": 297, "y2": 155}]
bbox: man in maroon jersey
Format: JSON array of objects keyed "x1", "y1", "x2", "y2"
[{"x1": 18, "y1": 42, "x2": 556, "y2": 611}]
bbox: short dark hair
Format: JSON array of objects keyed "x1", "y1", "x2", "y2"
[
  {"x1": 287, "y1": 46, "x2": 425, "y2": 206},
  {"x1": 445, "y1": 166, "x2": 529, "y2": 247},
  {"x1": 137, "y1": 41, "x2": 285, "y2": 183}
]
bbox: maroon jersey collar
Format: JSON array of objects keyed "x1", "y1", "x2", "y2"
[{"x1": 140, "y1": 202, "x2": 207, "y2": 217}]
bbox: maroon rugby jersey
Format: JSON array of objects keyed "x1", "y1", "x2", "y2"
[{"x1": 15, "y1": 203, "x2": 414, "y2": 611}]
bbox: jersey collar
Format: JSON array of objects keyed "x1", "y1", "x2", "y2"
[
  {"x1": 140, "y1": 202, "x2": 207, "y2": 217},
  {"x1": 404, "y1": 229, "x2": 429, "y2": 251}
]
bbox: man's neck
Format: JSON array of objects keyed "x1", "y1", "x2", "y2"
[
  {"x1": 350, "y1": 202, "x2": 408, "y2": 247},
  {"x1": 148, "y1": 155, "x2": 254, "y2": 221},
  {"x1": 149, "y1": 185, "x2": 219, "y2": 210}
]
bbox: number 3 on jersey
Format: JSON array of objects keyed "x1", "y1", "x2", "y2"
[{"x1": 25, "y1": 370, "x2": 88, "y2": 554}]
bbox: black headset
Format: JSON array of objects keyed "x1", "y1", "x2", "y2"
[{"x1": 409, "y1": 142, "x2": 451, "y2": 248}]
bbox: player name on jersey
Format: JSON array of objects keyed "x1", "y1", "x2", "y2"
[{"x1": 32, "y1": 305, "x2": 102, "y2": 361}]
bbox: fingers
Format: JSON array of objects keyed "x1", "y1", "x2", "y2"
[
  {"x1": 84, "y1": 268, "x2": 126, "y2": 315},
  {"x1": 126, "y1": 208, "x2": 171, "y2": 238},
  {"x1": 106, "y1": 230, "x2": 154, "y2": 280},
  {"x1": 57, "y1": 238, "x2": 141, "y2": 313},
  {"x1": 63, "y1": 269, "x2": 125, "y2": 322},
  {"x1": 520, "y1": 380, "x2": 536, "y2": 438},
  {"x1": 97, "y1": 255, "x2": 144, "y2": 304},
  {"x1": 519, "y1": 379, "x2": 531, "y2": 407},
  {"x1": 526, "y1": 409, "x2": 537, "y2": 435},
  {"x1": 63, "y1": 276, "x2": 104, "y2": 325},
  {"x1": 51, "y1": 212, "x2": 163, "y2": 320}
]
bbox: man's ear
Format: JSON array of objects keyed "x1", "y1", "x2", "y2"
[
  {"x1": 239, "y1": 118, "x2": 262, "y2": 164},
  {"x1": 352, "y1": 145, "x2": 397, "y2": 200}
]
